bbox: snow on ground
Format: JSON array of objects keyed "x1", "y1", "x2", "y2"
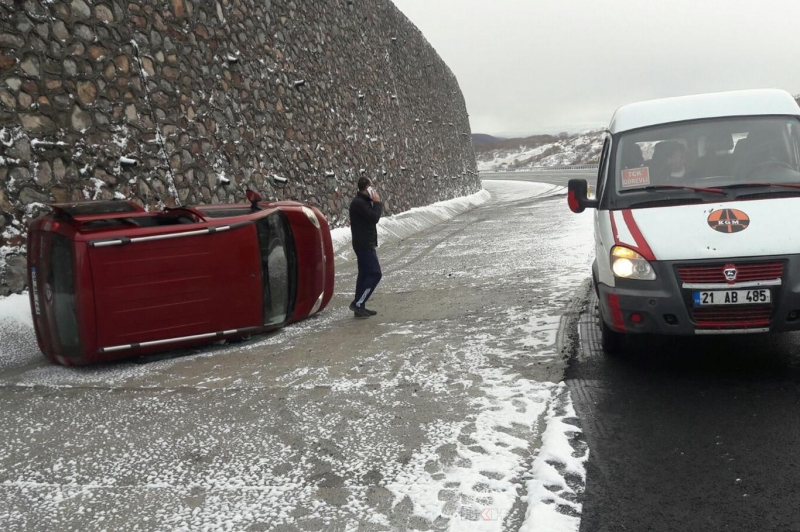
[
  {"x1": 0, "y1": 179, "x2": 593, "y2": 531},
  {"x1": 521, "y1": 384, "x2": 588, "y2": 532},
  {"x1": 477, "y1": 144, "x2": 554, "y2": 172},
  {"x1": 331, "y1": 187, "x2": 491, "y2": 259},
  {"x1": 371, "y1": 183, "x2": 592, "y2": 530},
  {"x1": 0, "y1": 181, "x2": 564, "y2": 374},
  {"x1": 332, "y1": 181, "x2": 563, "y2": 258},
  {"x1": 0, "y1": 291, "x2": 39, "y2": 370},
  {"x1": 0, "y1": 186, "x2": 504, "y2": 383}
]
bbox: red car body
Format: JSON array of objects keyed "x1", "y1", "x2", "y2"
[{"x1": 26, "y1": 198, "x2": 335, "y2": 365}]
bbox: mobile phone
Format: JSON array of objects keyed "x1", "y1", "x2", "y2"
[{"x1": 367, "y1": 186, "x2": 375, "y2": 196}]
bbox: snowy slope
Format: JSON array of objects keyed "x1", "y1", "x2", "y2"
[{"x1": 476, "y1": 131, "x2": 605, "y2": 171}]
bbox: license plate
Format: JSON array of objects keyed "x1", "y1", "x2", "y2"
[{"x1": 693, "y1": 289, "x2": 771, "y2": 306}]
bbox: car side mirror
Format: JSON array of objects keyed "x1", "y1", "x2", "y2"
[
  {"x1": 567, "y1": 179, "x2": 599, "y2": 213},
  {"x1": 246, "y1": 189, "x2": 263, "y2": 210}
]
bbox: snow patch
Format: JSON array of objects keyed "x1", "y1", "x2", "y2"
[
  {"x1": 331, "y1": 188, "x2": 491, "y2": 257},
  {"x1": 520, "y1": 383, "x2": 588, "y2": 532},
  {"x1": 0, "y1": 291, "x2": 40, "y2": 370},
  {"x1": 477, "y1": 131, "x2": 605, "y2": 171}
]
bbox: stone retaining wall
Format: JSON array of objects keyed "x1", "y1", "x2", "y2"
[{"x1": 0, "y1": 0, "x2": 479, "y2": 295}]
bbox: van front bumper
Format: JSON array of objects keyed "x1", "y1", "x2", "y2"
[{"x1": 597, "y1": 256, "x2": 800, "y2": 335}]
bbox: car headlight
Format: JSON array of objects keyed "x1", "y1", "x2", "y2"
[
  {"x1": 611, "y1": 246, "x2": 656, "y2": 280},
  {"x1": 309, "y1": 292, "x2": 324, "y2": 316},
  {"x1": 302, "y1": 206, "x2": 320, "y2": 228}
]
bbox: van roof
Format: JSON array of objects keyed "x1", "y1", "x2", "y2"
[{"x1": 609, "y1": 89, "x2": 800, "y2": 134}]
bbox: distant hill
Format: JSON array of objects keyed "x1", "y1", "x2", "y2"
[
  {"x1": 472, "y1": 133, "x2": 558, "y2": 152},
  {"x1": 471, "y1": 134, "x2": 504, "y2": 147},
  {"x1": 474, "y1": 130, "x2": 606, "y2": 171}
]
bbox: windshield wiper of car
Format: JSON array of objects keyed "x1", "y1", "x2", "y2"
[{"x1": 636, "y1": 185, "x2": 728, "y2": 195}]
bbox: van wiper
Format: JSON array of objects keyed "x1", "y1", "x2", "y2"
[
  {"x1": 628, "y1": 197, "x2": 705, "y2": 208},
  {"x1": 718, "y1": 182, "x2": 800, "y2": 191},
  {"x1": 639, "y1": 185, "x2": 728, "y2": 195}
]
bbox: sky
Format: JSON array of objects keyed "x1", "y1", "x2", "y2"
[{"x1": 391, "y1": 0, "x2": 800, "y2": 137}]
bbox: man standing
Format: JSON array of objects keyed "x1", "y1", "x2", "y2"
[{"x1": 349, "y1": 177, "x2": 383, "y2": 318}]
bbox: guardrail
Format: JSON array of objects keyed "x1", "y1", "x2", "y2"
[{"x1": 480, "y1": 165, "x2": 599, "y2": 173}]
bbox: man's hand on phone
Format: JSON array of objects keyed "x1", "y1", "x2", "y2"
[{"x1": 371, "y1": 189, "x2": 381, "y2": 202}]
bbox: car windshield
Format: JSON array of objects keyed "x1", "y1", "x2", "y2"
[
  {"x1": 255, "y1": 211, "x2": 295, "y2": 326},
  {"x1": 615, "y1": 116, "x2": 800, "y2": 194}
]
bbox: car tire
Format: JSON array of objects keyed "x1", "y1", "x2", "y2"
[{"x1": 599, "y1": 315, "x2": 625, "y2": 355}]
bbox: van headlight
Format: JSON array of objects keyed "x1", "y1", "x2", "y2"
[
  {"x1": 611, "y1": 246, "x2": 656, "y2": 280},
  {"x1": 302, "y1": 207, "x2": 320, "y2": 228}
]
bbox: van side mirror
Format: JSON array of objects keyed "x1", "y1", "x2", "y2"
[
  {"x1": 567, "y1": 179, "x2": 599, "y2": 213},
  {"x1": 246, "y1": 189, "x2": 263, "y2": 210}
]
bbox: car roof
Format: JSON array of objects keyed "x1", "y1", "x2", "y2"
[{"x1": 609, "y1": 89, "x2": 800, "y2": 134}]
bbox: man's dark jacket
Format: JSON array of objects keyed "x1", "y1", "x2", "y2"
[{"x1": 349, "y1": 192, "x2": 383, "y2": 251}]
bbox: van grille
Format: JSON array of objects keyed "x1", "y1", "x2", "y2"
[
  {"x1": 692, "y1": 305, "x2": 772, "y2": 330},
  {"x1": 677, "y1": 262, "x2": 783, "y2": 285}
]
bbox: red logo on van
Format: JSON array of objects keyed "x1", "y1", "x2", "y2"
[{"x1": 707, "y1": 209, "x2": 750, "y2": 233}]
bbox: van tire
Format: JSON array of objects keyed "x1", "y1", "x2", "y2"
[{"x1": 600, "y1": 318, "x2": 625, "y2": 355}]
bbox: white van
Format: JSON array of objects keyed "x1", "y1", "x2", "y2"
[{"x1": 568, "y1": 89, "x2": 800, "y2": 352}]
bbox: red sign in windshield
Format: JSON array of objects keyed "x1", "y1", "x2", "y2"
[{"x1": 621, "y1": 167, "x2": 651, "y2": 188}]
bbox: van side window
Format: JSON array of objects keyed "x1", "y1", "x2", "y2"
[
  {"x1": 789, "y1": 123, "x2": 800, "y2": 167},
  {"x1": 596, "y1": 136, "x2": 611, "y2": 196}
]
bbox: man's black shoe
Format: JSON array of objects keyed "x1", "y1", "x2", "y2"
[
  {"x1": 353, "y1": 306, "x2": 371, "y2": 318},
  {"x1": 364, "y1": 308, "x2": 377, "y2": 316}
]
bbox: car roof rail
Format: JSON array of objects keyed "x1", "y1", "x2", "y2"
[{"x1": 49, "y1": 200, "x2": 146, "y2": 220}]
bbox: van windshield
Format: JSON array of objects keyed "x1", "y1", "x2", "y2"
[{"x1": 615, "y1": 116, "x2": 800, "y2": 194}]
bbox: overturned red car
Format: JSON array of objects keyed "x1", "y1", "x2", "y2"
[{"x1": 26, "y1": 191, "x2": 334, "y2": 365}]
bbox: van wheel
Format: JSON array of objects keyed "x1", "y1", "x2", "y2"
[{"x1": 600, "y1": 319, "x2": 625, "y2": 355}]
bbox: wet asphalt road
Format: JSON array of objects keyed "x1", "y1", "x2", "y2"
[{"x1": 569, "y1": 292, "x2": 800, "y2": 532}]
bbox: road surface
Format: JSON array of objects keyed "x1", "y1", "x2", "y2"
[
  {"x1": 0, "y1": 178, "x2": 593, "y2": 532},
  {"x1": 569, "y1": 293, "x2": 800, "y2": 532}
]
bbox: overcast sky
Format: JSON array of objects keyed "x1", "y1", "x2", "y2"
[{"x1": 391, "y1": 0, "x2": 800, "y2": 137}]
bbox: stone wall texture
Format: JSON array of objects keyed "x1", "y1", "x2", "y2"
[{"x1": 0, "y1": 0, "x2": 479, "y2": 295}]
